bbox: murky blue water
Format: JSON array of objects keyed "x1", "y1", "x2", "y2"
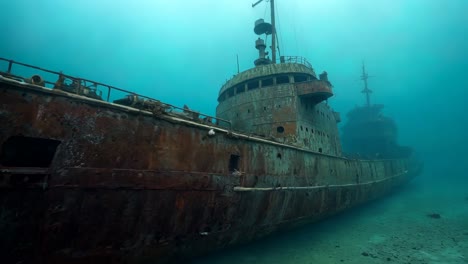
[{"x1": 1, "y1": 1, "x2": 467, "y2": 263}]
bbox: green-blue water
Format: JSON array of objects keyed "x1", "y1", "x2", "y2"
[{"x1": 2, "y1": 0, "x2": 467, "y2": 263}]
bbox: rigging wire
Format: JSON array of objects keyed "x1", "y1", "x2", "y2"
[
  {"x1": 275, "y1": 0, "x2": 282, "y2": 57},
  {"x1": 261, "y1": 0, "x2": 270, "y2": 59},
  {"x1": 262, "y1": 0, "x2": 269, "y2": 58}
]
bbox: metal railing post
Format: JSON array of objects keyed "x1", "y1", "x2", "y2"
[
  {"x1": 107, "y1": 86, "x2": 111, "y2": 102},
  {"x1": 7, "y1": 60, "x2": 12, "y2": 73}
]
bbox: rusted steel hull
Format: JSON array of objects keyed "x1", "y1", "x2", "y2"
[{"x1": 0, "y1": 78, "x2": 416, "y2": 263}]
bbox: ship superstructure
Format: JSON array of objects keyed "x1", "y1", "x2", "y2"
[{"x1": 217, "y1": 0, "x2": 340, "y2": 155}]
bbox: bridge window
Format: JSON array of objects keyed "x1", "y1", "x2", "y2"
[
  {"x1": 262, "y1": 78, "x2": 273, "y2": 87},
  {"x1": 294, "y1": 75, "x2": 308, "y2": 83},
  {"x1": 218, "y1": 92, "x2": 226, "y2": 102},
  {"x1": 277, "y1": 126, "x2": 285, "y2": 133},
  {"x1": 276, "y1": 75, "x2": 289, "y2": 84},
  {"x1": 227, "y1": 87, "x2": 234, "y2": 97},
  {"x1": 236, "y1": 84, "x2": 245, "y2": 94},
  {"x1": 248, "y1": 80, "x2": 259, "y2": 90}
]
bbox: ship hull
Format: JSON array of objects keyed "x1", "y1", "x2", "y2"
[{"x1": 0, "y1": 77, "x2": 416, "y2": 263}]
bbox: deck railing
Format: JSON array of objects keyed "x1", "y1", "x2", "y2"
[
  {"x1": 0, "y1": 57, "x2": 231, "y2": 129},
  {"x1": 280, "y1": 56, "x2": 313, "y2": 69}
]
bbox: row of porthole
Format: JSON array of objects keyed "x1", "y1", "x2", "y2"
[
  {"x1": 277, "y1": 125, "x2": 333, "y2": 141},
  {"x1": 276, "y1": 126, "x2": 328, "y2": 153},
  {"x1": 235, "y1": 104, "x2": 283, "y2": 117},
  {"x1": 302, "y1": 104, "x2": 332, "y2": 121},
  {"x1": 302, "y1": 139, "x2": 325, "y2": 153},
  {"x1": 232, "y1": 105, "x2": 330, "y2": 123},
  {"x1": 253, "y1": 104, "x2": 283, "y2": 112},
  {"x1": 277, "y1": 148, "x2": 324, "y2": 159},
  {"x1": 316, "y1": 110, "x2": 331, "y2": 120},
  {"x1": 299, "y1": 126, "x2": 330, "y2": 138}
]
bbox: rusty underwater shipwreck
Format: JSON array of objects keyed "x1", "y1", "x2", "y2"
[{"x1": 0, "y1": 1, "x2": 421, "y2": 263}]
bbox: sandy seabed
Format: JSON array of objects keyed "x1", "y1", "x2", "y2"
[{"x1": 189, "y1": 176, "x2": 468, "y2": 264}]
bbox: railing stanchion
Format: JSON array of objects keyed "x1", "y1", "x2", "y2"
[
  {"x1": 107, "y1": 86, "x2": 111, "y2": 102},
  {"x1": 7, "y1": 60, "x2": 12, "y2": 73}
]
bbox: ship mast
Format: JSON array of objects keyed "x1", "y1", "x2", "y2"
[
  {"x1": 360, "y1": 62, "x2": 372, "y2": 107},
  {"x1": 252, "y1": 0, "x2": 276, "y2": 64}
]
